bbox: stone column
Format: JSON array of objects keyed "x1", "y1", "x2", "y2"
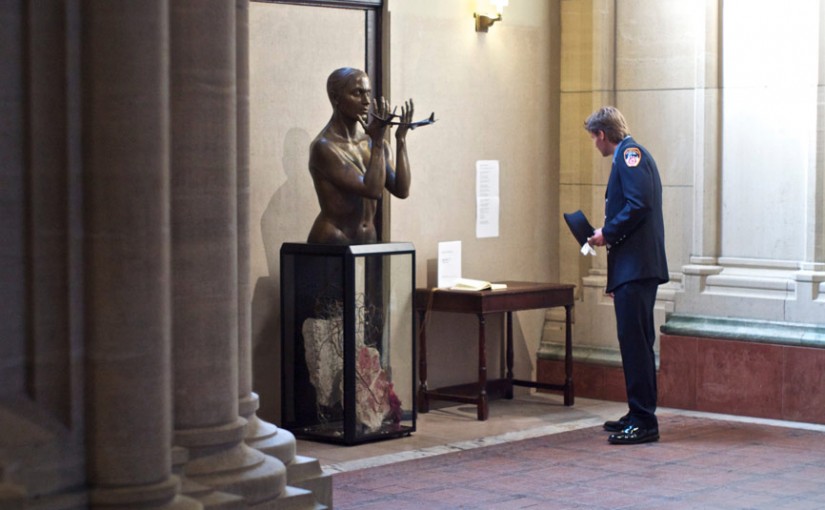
[
  {"x1": 671, "y1": 1, "x2": 825, "y2": 323},
  {"x1": 235, "y1": 4, "x2": 330, "y2": 505},
  {"x1": 542, "y1": 0, "x2": 617, "y2": 365},
  {"x1": 789, "y1": 2, "x2": 825, "y2": 321},
  {"x1": 811, "y1": 0, "x2": 825, "y2": 270},
  {"x1": 803, "y1": 0, "x2": 825, "y2": 272},
  {"x1": 83, "y1": 2, "x2": 196, "y2": 508},
  {"x1": 234, "y1": 0, "x2": 296, "y2": 464},
  {"x1": 688, "y1": 0, "x2": 723, "y2": 267},
  {"x1": 0, "y1": 0, "x2": 26, "y2": 401},
  {"x1": 29, "y1": 0, "x2": 71, "y2": 429},
  {"x1": 676, "y1": 0, "x2": 725, "y2": 316},
  {"x1": 169, "y1": 0, "x2": 286, "y2": 504}
]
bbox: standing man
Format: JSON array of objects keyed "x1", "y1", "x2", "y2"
[{"x1": 584, "y1": 106, "x2": 669, "y2": 445}]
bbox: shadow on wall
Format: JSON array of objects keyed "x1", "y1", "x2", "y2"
[
  {"x1": 511, "y1": 314, "x2": 535, "y2": 381},
  {"x1": 252, "y1": 277, "x2": 281, "y2": 423},
  {"x1": 423, "y1": 311, "x2": 534, "y2": 390},
  {"x1": 253, "y1": 127, "x2": 314, "y2": 424}
]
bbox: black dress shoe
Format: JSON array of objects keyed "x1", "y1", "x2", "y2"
[
  {"x1": 608, "y1": 425, "x2": 659, "y2": 445},
  {"x1": 603, "y1": 414, "x2": 630, "y2": 432}
]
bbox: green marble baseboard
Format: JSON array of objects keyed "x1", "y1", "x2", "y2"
[{"x1": 661, "y1": 314, "x2": 825, "y2": 348}]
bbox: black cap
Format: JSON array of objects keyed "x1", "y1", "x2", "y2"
[{"x1": 563, "y1": 210, "x2": 595, "y2": 246}]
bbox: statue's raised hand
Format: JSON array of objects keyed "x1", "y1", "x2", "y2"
[
  {"x1": 362, "y1": 96, "x2": 390, "y2": 142},
  {"x1": 394, "y1": 99, "x2": 415, "y2": 140}
]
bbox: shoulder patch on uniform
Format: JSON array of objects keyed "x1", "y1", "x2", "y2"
[{"x1": 623, "y1": 147, "x2": 642, "y2": 168}]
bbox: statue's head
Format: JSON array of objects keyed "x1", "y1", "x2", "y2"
[{"x1": 326, "y1": 67, "x2": 368, "y2": 108}]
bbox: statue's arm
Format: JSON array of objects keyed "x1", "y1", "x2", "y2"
[{"x1": 360, "y1": 97, "x2": 391, "y2": 199}]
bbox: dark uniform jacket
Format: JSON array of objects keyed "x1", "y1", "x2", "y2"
[{"x1": 602, "y1": 136, "x2": 669, "y2": 294}]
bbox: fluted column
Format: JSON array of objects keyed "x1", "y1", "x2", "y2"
[
  {"x1": 236, "y1": 0, "x2": 253, "y2": 424},
  {"x1": 788, "y1": 0, "x2": 825, "y2": 322},
  {"x1": 235, "y1": 0, "x2": 297, "y2": 465},
  {"x1": 0, "y1": 0, "x2": 26, "y2": 400},
  {"x1": 83, "y1": 2, "x2": 196, "y2": 508},
  {"x1": 676, "y1": 0, "x2": 725, "y2": 312},
  {"x1": 29, "y1": 0, "x2": 71, "y2": 429},
  {"x1": 807, "y1": 0, "x2": 825, "y2": 270},
  {"x1": 170, "y1": 0, "x2": 286, "y2": 504},
  {"x1": 688, "y1": 0, "x2": 722, "y2": 266}
]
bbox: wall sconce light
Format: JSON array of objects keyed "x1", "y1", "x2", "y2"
[{"x1": 474, "y1": 0, "x2": 508, "y2": 33}]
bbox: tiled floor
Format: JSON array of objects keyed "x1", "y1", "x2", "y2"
[
  {"x1": 297, "y1": 392, "x2": 628, "y2": 471},
  {"x1": 295, "y1": 392, "x2": 825, "y2": 509}
]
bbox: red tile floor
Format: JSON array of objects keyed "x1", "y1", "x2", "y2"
[{"x1": 296, "y1": 394, "x2": 825, "y2": 509}]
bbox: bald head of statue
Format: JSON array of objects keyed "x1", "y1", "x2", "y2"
[{"x1": 326, "y1": 67, "x2": 368, "y2": 107}]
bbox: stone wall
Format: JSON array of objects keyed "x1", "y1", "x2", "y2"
[{"x1": 540, "y1": 1, "x2": 825, "y2": 423}]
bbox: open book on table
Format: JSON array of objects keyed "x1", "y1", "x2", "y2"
[{"x1": 449, "y1": 278, "x2": 508, "y2": 291}]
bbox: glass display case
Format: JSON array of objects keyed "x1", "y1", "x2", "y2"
[{"x1": 280, "y1": 242, "x2": 416, "y2": 445}]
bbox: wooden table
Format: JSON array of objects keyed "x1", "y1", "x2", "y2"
[{"x1": 414, "y1": 281, "x2": 575, "y2": 421}]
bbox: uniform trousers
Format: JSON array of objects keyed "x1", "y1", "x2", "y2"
[{"x1": 612, "y1": 278, "x2": 660, "y2": 429}]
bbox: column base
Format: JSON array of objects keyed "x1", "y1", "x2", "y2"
[
  {"x1": 239, "y1": 394, "x2": 328, "y2": 508},
  {"x1": 240, "y1": 393, "x2": 296, "y2": 464},
  {"x1": 0, "y1": 483, "x2": 26, "y2": 510},
  {"x1": 284, "y1": 456, "x2": 331, "y2": 510},
  {"x1": 89, "y1": 476, "x2": 202, "y2": 510},
  {"x1": 175, "y1": 419, "x2": 287, "y2": 507}
]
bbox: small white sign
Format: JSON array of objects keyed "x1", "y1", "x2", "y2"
[
  {"x1": 437, "y1": 240, "x2": 462, "y2": 288},
  {"x1": 476, "y1": 160, "x2": 500, "y2": 238}
]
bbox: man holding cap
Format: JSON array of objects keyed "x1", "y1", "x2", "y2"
[{"x1": 584, "y1": 106, "x2": 669, "y2": 445}]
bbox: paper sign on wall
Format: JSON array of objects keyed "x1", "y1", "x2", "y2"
[{"x1": 476, "y1": 160, "x2": 500, "y2": 238}]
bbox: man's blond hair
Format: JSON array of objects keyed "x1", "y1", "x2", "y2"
[{"x1": 584, "y1": 106, "x2": 630, "y2": 143}]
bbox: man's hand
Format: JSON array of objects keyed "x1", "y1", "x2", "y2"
[{"x1": 588, "y1": 228, "x2": 606, "y2": 247}]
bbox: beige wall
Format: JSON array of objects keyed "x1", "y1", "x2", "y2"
[
  {"x1": 386, "y1": 0, "x2": 561, "y2": 388},
  {"x1": 249, "y1": 2, "x2": 368, "y2": 421},
  {"x1": 677, "y1": 0, "x2": 825, "y2": 324},
  {"x1": 6, "y1": 1, "x2": 825, "y2": 504},
  {"x1": 248, "y1": 1, "x2": 561, "y2": 412},
  {"x1": 249, "y1": 3, "x2": 365, "y2": 276},
  {"x1": 547, "y1": 0, "x2": 717, "y2": 365},
  {"x1": 249, "y1": 0, "x2": 825, "y2": 423},
  {"x1": 721, "y1": 1, "x2": 816, "y2": 262},
  {"x1": 386, "y1": 0, "x2": 560, "y2": 287},
  {"x1": 549, "y1": 0, "x2": 825, "y2": 372}
]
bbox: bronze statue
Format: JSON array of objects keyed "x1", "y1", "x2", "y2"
[{"x1": 307, "y1": 67, "x2": 433, "y2": 245}]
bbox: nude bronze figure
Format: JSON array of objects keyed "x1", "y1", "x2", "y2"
[{"x1": 307, "y1": 68, "x2": 428, "y2": 245}]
